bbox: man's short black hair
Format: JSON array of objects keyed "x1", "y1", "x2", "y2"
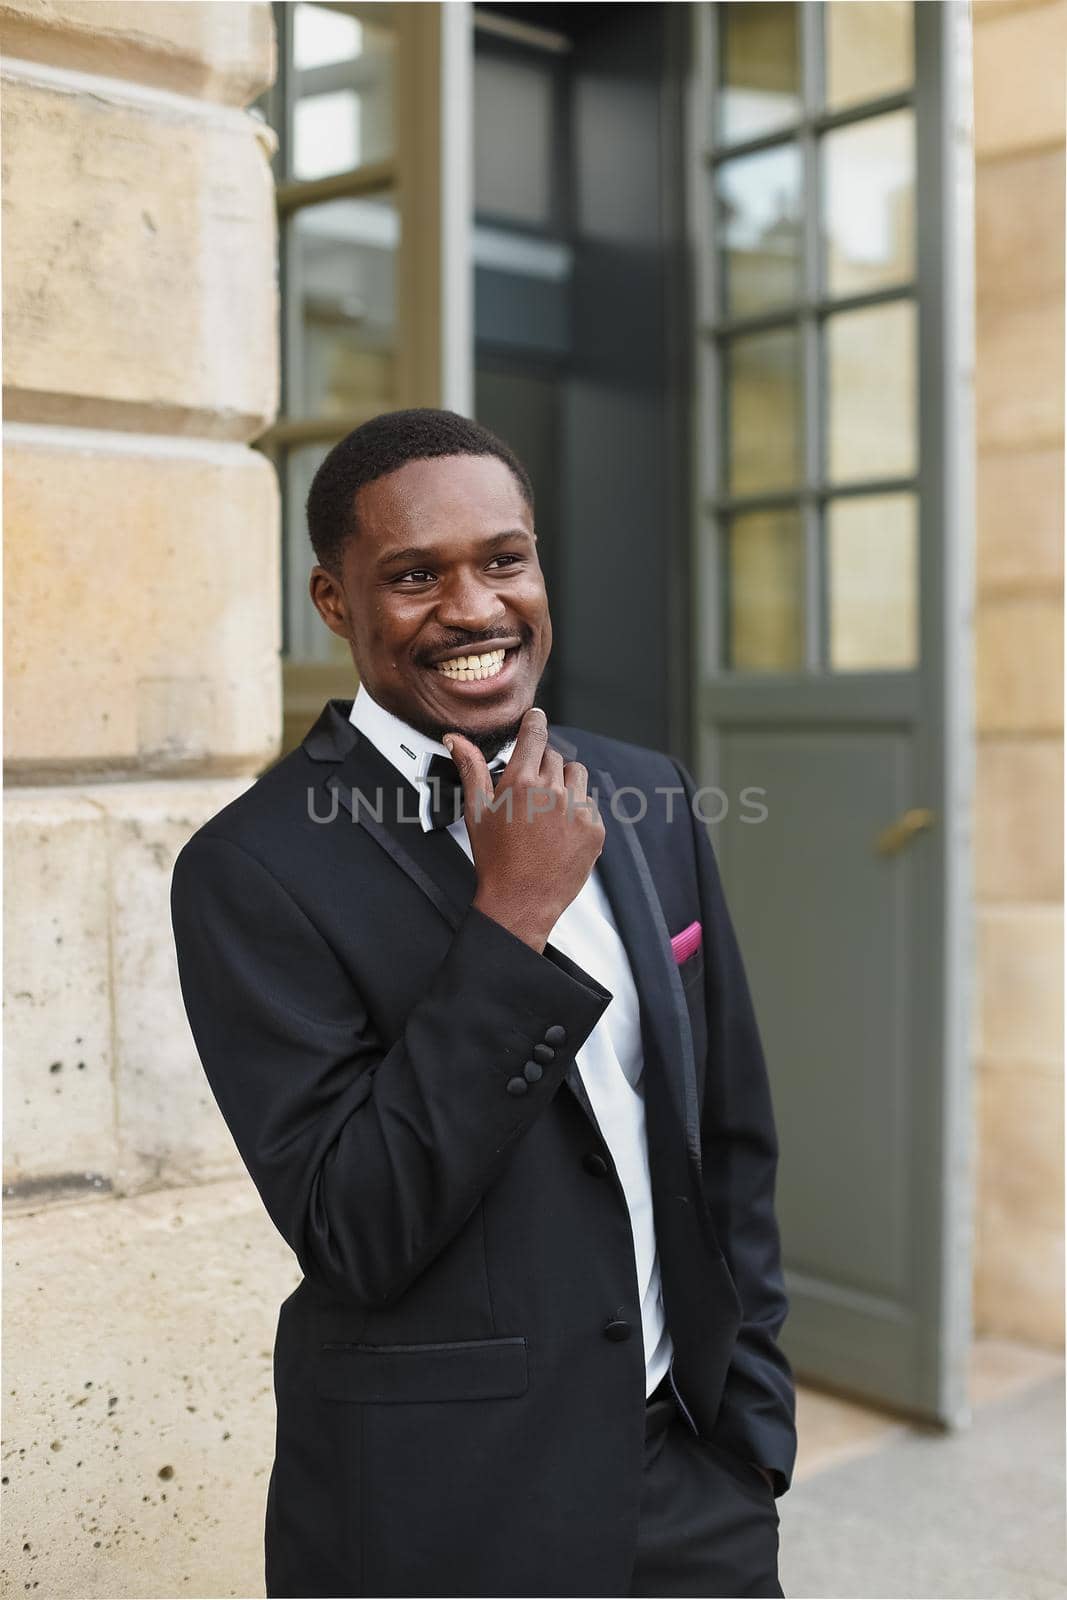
[{"x1": 305, "y1": 407, "x2": 535, "y2": 578}]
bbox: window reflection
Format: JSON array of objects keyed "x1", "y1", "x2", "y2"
[
  {"x1": 828, "y1": 494, "x2": 918, "y2": 670},
  {"x1": 724, "y1": 509, "x2": 805, "y2": 671},
  {"x1": 823, "y1": 111, "x2": 915, "y2": 296},
  {"x1": 289, "y1": 195, "x2": 398, "y2": 418},
  {"x1": 718, "y1": 2, "x2": 801, "y2": 144},
  {"x1": 826, "y1": 1, "x2": 914, "y2": 112},
  {"x1": 826, "y1": 300, "x2": 916, "y2": 484},
  {"x1": 717, "y1": 143, "x2": 804, "y2": 317},
  {"x1": 291, "y1": 2, "x2": 394, "y2": 181},
  {"x1": 726, "y1": 327, "x2": 804, "y2": 495}
]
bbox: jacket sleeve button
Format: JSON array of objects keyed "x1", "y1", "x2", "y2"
[
  {"x1": 506, "y1": 1075, "x2": 529, "y2": 1097},
  {"x1": 532, "y1": 1043, "x2": 555, "y2": 1064},
  {"x1": 523, "y1": 1060, "x2": 543, "y2": 1084},
  {"x1": 544, "y1": 1024, "x2": 567, "y2": 1046}
]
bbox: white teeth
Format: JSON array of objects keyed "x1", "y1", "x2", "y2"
[{"x1": 434, "y1": 648, "x2": 508, "y2": 682}]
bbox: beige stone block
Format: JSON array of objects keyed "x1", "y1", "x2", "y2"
[
  {"x1": 81, "y1": 778, "x2": 255, "y2": 1193},
  {"x1": 3, "y1": 777, "x2": 253, "y2": 1205},
  {"x1": 4, "y1": 433, "x2": 281, "y2": 775},
  {"x1": 3, "y1": 790, "x2": 116, "y2": 1199},
  {"x1": 975, "y1": 737, "x2": 1063, "y2": 900},
  {"x1": 974, "y1": 1201, "x2": 1065, "y2": 1346},
  {"x1": 974, "y1": 0, "x2": 1067, "y2": 158},
  {"x1": 977, "y1": 446, "x2": 1064, "y2": 592},
  {"x1": 1, "y1": 73, "x2": 278, "y2": 437},
  {"x1": 977, "y1": 903, "x2": 1064, "y2": 1062},
  {"x1": 976, "y1": 145, "x2": 1065, "y2": 307},
  {"x1": 976, "y1": 299, "x2": 1064, "y2": 451},
  {"x1": 2, "y1": 1176, "x2": 300, "y2": 1598},
  {"x1": 975, "y1": 593, "x2": 1063, "y2": 734},
  {"x1": 0, "y1": 1, "x2": 275, "y2": 105},
  {"x1": 977, "y1": 1059, "x2": 1064, "y2": 1233}
]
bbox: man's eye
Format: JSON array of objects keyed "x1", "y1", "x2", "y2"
[
  {"x1": 489, "y1": 554, "x2": 523, "y2": 568},
  {"x1": 395, "y1": 569, "x2": 435, "y2": 584}
]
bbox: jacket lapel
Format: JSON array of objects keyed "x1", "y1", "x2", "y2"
[
  {"x1": 301, "y1": 699, "x2": 704, "y2": 1186},
  {"x1": 588, "y1": 765, "x2": 705, "y2": 1185},
  {"x1": 302, "y1": 698, "x2": 602, "y2": 1133}
]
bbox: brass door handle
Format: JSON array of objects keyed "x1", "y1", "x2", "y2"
[{"x1": 874, "y1": 806, "x2": 936, "y2": 856}]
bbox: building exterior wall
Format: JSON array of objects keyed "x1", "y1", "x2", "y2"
[
  {"x1": 971, "y1": 0, "x2": 1065, "y2": 1346},
  {"x1": 3, "y1": 1, "x2": 279, "y2": 1203},
  {"x1": 2, "y1": 6, "x2": 287, "y2": 1592}
]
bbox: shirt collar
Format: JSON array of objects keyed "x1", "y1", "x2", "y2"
[{"x1": 348, "y1": 681, "x2": 516, "y2": 832}]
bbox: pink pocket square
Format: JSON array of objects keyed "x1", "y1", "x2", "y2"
[{"x1": 670, "y1": 920, "x2": 702, "y2": 964}]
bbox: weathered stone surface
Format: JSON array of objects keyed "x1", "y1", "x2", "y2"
[
  {"x1": 974, "y1": 0, "x2": 1067, "y2": 159},
  {"x1": 4, "y1": 433, "x2": 281, "y2": 776},
  {"x1": 977, "y1": 446, "x2": 1063, "y2": 592},
  {"x1": 83, "y1": 778, "x2": 257, "y2": 1194},
  {"x1": 1, "y1": 1175, "x2": 300, "y2": 1598},
  {"x1": 1, "y1": 72, "x2": 278, "y2": 437},
  {"x1": 0, "y1": 1, "x2": 275, "y2": 105},
  {"x1": 975, "y1": 594, "x2": 1063, "y2": 734},
  {"x1": 976, "y1": 144, "x2": 1065, "y2": 308},
  {"x1": 3, "y1": 789, "x2": 116, "y2": 1198},
  {"x1": 3, "y1": 779, "x2": 253, "y2": 1203},
  {"x1": 977, "y1": 1059, "x2": 1065, "y2": 1237},
  {"x1": 977, "y1": 903, "x2": 1064, "y2": 1064},
  {"x1": 975, "y1": 737, "x2": 1062, "y2": 902},
  {"x1": 976, "y1": 298, "x2": 1064, "y2": 452}
]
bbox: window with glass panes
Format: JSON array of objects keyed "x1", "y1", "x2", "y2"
[
  {"x1": 256, "y1": 1, "x2": 398, "y2": 667},
  {"x1": 695, "y1": 1, "x2": 919, "y2": 676}
]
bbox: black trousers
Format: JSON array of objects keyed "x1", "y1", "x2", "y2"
[{"x1": 629, "y1": 1385, "x2": 784, "y2": 1598}]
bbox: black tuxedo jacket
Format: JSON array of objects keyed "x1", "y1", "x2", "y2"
[{"x1": 170, "y1": 697, "x2": 796, "y2": 1598}]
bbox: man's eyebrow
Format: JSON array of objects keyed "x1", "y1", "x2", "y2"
[{"x1": 376, "y1": 529, "x2": 534, "y2": 569}]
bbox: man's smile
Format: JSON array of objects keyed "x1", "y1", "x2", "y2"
[{"x1": 420, "y1": 643, "x2": 525, "y2": 694}]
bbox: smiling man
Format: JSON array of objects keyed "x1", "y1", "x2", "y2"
[{"x1": 170, "y1": 408, "x2": 796, "y2": 1599}]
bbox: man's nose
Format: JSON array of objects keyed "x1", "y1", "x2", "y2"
[{"x1": 434, "y1": 571, "x2": 507, "y2": 633}]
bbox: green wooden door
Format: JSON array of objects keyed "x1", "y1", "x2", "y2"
[{"x1": 689, "y1": 0, "x2": 974, "y2": 1423}]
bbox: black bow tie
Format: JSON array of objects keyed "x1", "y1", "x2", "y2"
[{"x1": 423, "y1": 752, "x2": 505, "y2": 831}]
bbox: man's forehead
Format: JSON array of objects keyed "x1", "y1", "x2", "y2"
[{"x1": 361, "y1": 454, "x2": 528, "y2": 518}]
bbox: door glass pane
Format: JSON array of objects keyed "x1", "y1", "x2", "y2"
[
  {"x1": 828, "y1": 494, "x2": 918, "y2": 670},
  {"x1": 717, "y1": 143, "x2": 804, "y2": 317},
  {"x1": 725, "y1": 508, "x2": 805, "y2": 671},
  {"x1": 291, "y1": 2, "x2": 394, "y2": 180},
  {"x1": 474, "y1": 54, "x2": 554, "y2": 226},
  {"x1": 823, "y1": 110, "x2": 915, "y2": 296},
  {"x1": 289, "y1": 195, "x2": 399, "y2": 419},
  {"x1": 718, "y1": 2, "x2": 801, "y2": 144},
  {"x1": 826, "y1": 301, "x2": 916, "y2": 484},
  {"x1": 826, "y1": 1, "x2": 914, "y2": 112},
  {"x1": 726, "y1": 328, "x2": 804, "y2": 495}
]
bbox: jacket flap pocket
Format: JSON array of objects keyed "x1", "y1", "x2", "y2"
[{"x1": 315, "y1": 1336, "x2": 528, "y2": 1403}]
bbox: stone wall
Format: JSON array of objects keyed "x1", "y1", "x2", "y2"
[
  {"x1": 972, "y1": 0, "x2": 1065, "y2": 1346},
  {"x1": 2, "y1": 1, "x2": 280, "y2": 1205},
  {"x1": 2, "y1": 10, "x2": 286, "y2": 1589}
]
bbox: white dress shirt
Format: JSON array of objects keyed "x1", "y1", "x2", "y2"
[{"x1": 348, "y1": 683, "x2": 673, "y2": 1396}]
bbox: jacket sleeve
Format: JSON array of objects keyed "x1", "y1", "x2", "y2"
[
  {"x1": 671, "y1": 760, "x2": 798, "y2": 1496},
  {"x1": 170, "y1": 830, "x2": 612, "y2": 1309}
]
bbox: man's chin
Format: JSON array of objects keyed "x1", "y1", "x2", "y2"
[{"x1": 438, "y1": 716, "x2": 525, "y2": 763}]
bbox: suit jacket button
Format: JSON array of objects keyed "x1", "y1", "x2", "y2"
[
  {"x1": 523, "y1": 1060, "x2": 543, "y2": 1084},
  {"x1": 544, "y1": 1024, "x2": 567, "y2": 1046},
  {"x1": 603, "y1": 1319, "x2": 632, "y2": 1343},
  {"x1": 583, "y1": 1152, "x2": 609, "y2": 1178},
  {"x1": 532, "y1": 1042, "x2": 555, "y2": 1064},
  {"x1": 506, "y1": 1075, "x2": 529, "y2": 1097}
]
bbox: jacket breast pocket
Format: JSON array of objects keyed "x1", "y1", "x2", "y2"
[
  {"x1": 677, "y1": 946, "x2": 705, "y2": 992},
  {"x1": 315, "y1": 1335, "x2": 529, "y2": 1403}
]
